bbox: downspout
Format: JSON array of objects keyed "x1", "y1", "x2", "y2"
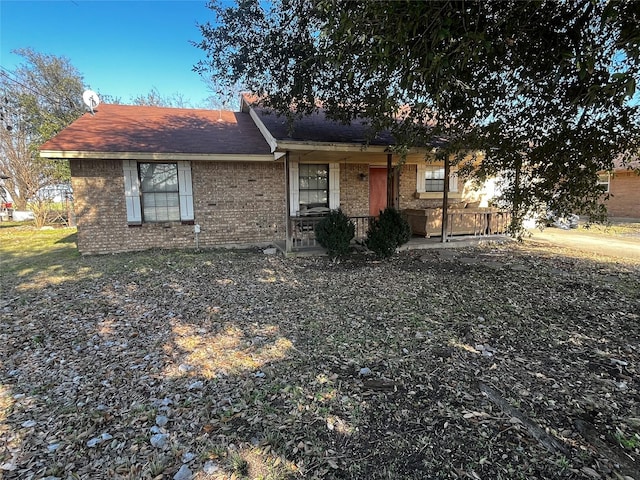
[
  {"x1": 285, "y1": 151, "x2": 291, "y2": 253},
  {"x1": 441, "y1": 156, "x2": 450, "y2": 243}
]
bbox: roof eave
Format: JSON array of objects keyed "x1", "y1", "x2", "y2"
[
  {"x1": 274, "y1": 140, "x2": 433, "y2": 155},
  {"x1": 248, "y1": 107, "x2": 279, "y2": 153},
  {"x1": 39, "y1": 150, "x2": 278, "y2": 162}
]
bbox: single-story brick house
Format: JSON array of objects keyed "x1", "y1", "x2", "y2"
[
  {"x1": 40, "y1": 96, "x2": 505, "y2": 254},
  {"x1": 599, "y1": 157, "x2": 640, "y2": 219}
]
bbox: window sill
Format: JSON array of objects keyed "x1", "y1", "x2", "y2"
[
  {"x1": 415, "y1": 192, "x2": 462, "y2": 199},
  {"x1": 128, "y1": 220, "x2": 193, "y2": 227}
]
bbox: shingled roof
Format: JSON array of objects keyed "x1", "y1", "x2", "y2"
[
  {"x1": 241, "y1": 94, "x2": 447, "y2": 150},
  {"x1": 40, "y1": 104, "x2": 272, "y2": 157},
  {"x1": 250, "y1": 107, "x2": 396, "y2": 146}
]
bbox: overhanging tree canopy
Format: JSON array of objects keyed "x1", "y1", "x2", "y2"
[{"x1": 195, "y1": 0, "x2": 640, "y2": 229}]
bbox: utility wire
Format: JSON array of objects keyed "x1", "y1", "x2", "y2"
[{"x1": 0, "y1": 66, "x2": 82, "y2": 109}]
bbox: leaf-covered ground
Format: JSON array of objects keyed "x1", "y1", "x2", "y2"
[{"x1": 1, "y1": 227, "x2": 639, "y2": 479}]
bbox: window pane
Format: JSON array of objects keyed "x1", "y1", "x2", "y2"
[
  {"x1": 166, "y1": 206, "x2": 180, "y2": 220},
  {"x1": 140, "y1": 163, "x2": 178, "y2": 193},
  {"x1": 426, "y1": 167, "x2": 445, "y2": 179},
  {"x1": 317, "y1": 174, "x2": 328, "y2": 189},
  {"x1": 425, "y1": 179, "x2": 445, "y2": 192},
  {"x1": 155, "y1": 171, "x2": 178, "y2": 192},
  {"x1": 143, "y1": 194, "x2": 157, "y2": 208},
  {"x1": 139, "y1": 164, "x2": 154, "y2": 190}
]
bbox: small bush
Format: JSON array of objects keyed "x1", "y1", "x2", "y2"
[
  {"x1": 366, "y1": 208, "x2": 411, "y2": 258},
  {"x1": 315, "y1": 209, "x2": 355, "y2": 259}
]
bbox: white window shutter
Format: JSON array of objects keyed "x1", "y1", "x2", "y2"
[
  {"x1": 123, "y1": 160, "x2": 142, "y2": 224},
  {"x1": 177, "y1": 161, "x2": 194, "y2": 221},
  {"x1": 449, "y1": 166, "x2": 459, "y2": 193},
  {"x1": 289, "y1": 161, "x2": 299, "y2": 215},
  {"x1": 416, "y1": 164, "x2": 426, "y2": 193},
  {"x1": 329, "y1": 163, "x2": 340, "y2": 210}
]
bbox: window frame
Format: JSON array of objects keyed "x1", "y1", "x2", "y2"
[
  {"x1": 424, "y1": 166, "x2": 446, "y2": 192},
  {"x1": 123, "y1": 160, "x2": 194, "y2": 225},
  {"x1": 298, "y1": 163, "x2": 330, "y2": 211},
  {"x1": 597, "y1": 172, "x2": 611, "y2": 193},
  {"x1": 138, "y1": 162, "x2": 181, "y2": 223},
  {"x1": 416, "y1": 164, "x2": 458, "y2": 196}
]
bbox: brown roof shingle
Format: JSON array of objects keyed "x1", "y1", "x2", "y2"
[
  {"x1": 40, "y1": 104, "x2": 272, "y2": 156},
  {"x1": 252, "y1": 107, "x2": 396, "y2": 146},
  {"x1": 241, "y1": 95, "x2": 447, "y2": 148}
]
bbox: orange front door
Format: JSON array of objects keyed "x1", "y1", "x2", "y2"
[{"x1": 369, "y1": 167, "x2": 387, "y2": 217}]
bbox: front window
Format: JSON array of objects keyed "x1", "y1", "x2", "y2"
[
  {"x1": 425, "y1": 166, "x2": 446, "y2": 192},
  {"x1": 299, "y1": 164, "x2": 329, "y2": 210},
  {"x1": 597, "y1": 173, "x2": 610, "y2": 193},
  {"x1": 139, "y1": 162, "x2": 180, "y2": 222}
]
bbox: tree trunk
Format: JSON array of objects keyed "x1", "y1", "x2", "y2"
[{"x1": 386, "y1": 153, "x2": 393, "y2": 209}]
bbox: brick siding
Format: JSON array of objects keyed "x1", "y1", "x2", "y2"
[
  {"x1": 70, "y1": 158, "x2": 491, "y2": 254},
  {"x1": 192, "y1": 161, "x2": 285, "y2": 246},
  {"x1": 604, "y1": 171, "x2": 640, "y2": 218},
  {"x1": 338, "y1": 164, "x2": 370, "y2": 216},
  {"x1": 70, "y1": 159, "x2": 285, "y2": 255},
  {"x1": 337, "y1": 163, "x2": 472, "y2": 216}
]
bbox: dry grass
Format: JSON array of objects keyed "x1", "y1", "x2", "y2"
[
  {"x1": 1, "y1": 225, "x2": 639, "y2": 479},
  {"x1": 580, "y1": 220, "x2": 640, "y2": 236}
]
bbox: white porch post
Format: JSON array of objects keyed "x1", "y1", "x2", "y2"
[
  {"x1": 441, "y1": 156, "x2": 450, "y2": 243},
  {"x1": 285, "y1": 151, "x2": 291, "y2": 253}
]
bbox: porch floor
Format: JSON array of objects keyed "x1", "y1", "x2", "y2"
[
  {"x1": 276, "y1": 234, "x2": 512, "y2": 256},
  {"x1": 401, "y1": 234, "x2": 513, "y2": 251}
]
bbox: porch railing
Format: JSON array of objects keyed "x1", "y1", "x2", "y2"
[
  {"x1": 288, "y1": 210, "x2": 511, "y2": 251},
  {"x1": 445, "y1": 210, "x2": 511, "y2": 238},
  {"x1": 288, "y1": 215, "x2": 373, "y2": 250}
]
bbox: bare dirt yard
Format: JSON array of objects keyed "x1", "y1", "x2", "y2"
[{"x1": 1, "y1": 225, "x2": 639, "y2": 480}]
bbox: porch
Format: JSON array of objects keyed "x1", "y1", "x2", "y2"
[{"x1": 284, "y1": 209, "x2": 512, "y2": 254}]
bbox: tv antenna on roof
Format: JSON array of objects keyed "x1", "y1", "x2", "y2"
[{"x1": 82, "y1": 90, "x2": 100, "y2": 114}]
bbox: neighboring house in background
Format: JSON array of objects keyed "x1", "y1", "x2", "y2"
[
  {"x1": 0, "y1": 174, "x2": 13, "y2": 221},
  {"x1": 39, "y1": 97, "x2": 505, "y2": 255},
  {"x1": 599, "y1": 157, "x2": 640, "y2": 219}
]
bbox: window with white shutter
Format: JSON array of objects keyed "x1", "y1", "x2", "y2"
[
  {"x1": 290, "y1": 162, "x2": 340, "y2": 214},
  {"x1": 123, "y1": 160, "x2": 194, "y2": 224}
]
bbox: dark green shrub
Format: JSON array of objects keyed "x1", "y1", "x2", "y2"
[
  {"x1": 315, "y1": 209, "x2": 355, "y2": 259},
  {"x1": 365, "y1": 208, "x2": 411, "y2": 258}
]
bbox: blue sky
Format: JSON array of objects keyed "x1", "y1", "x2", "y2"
[{"x1": 1, "y1": 0, "x2": 221, "y2": 108}]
